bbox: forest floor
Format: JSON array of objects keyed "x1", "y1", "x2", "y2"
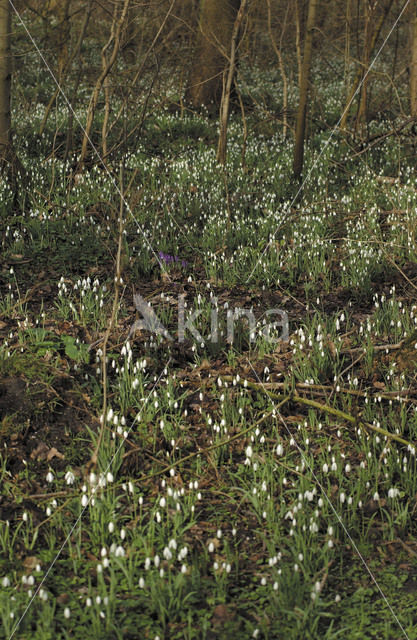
[{"x1": 1, "y1": 65, "x2": 417, "y2": 640}]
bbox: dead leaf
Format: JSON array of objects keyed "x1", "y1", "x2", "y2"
[
  {"x1": 23, "y1": 556, "x2": 40, "y2": 571},
  {"x1": 328, "y1": 339, "x2": 337, "y2": 357},
  {"x1": 212, "y1": 604, "x2": 235, "y2": 628},
  {"x1": 30, "y1": 442, "x2": 49, "y2": 461},
  {"x1": 373, "y1": 381, "x2": 385, "y2": 390},
  {"x1": 30, "y1": 443, "x2": 65, "y2": 461},
  {"x1": 47, "y1": 447, "x2": 65, "y2": 461},
  {"x1": 57, "y1": 593, "x2": 70, "y2": 604}
]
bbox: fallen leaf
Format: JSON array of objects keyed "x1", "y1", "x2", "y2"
[
  {"x1": 212, "y1": 604, "x2": 235, "y2": 628},
  {"x1": 23, "y1": 556, "x2": 40, "y2": 571},
  {"x1": 373, "y1": 381, "x2": 385, "y2": 390},
  {"x1": 57, "y1": 593, "x2": 70, "y2": 604},
  {"x1": 30, "y1": 442, "x2": 49, "y2": 461},
  {"x1": 47, "y1": 447, "x2": 65, "y2": 461}
]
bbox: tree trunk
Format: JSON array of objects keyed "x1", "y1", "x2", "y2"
[
  {"x1": 293, "y1": 0, "x2": 318, "y2": 181},
  {"x1": 0, "y1": 0, "x2": 11, "y2": 158},
  {"x1": 267, "y1": 0, "x2": 289, "y2": 139},
  {"x1": 186, "y1": 0, "x2": 241, "y2": 109},
  {"x1": 355, "y1": 0, "x2": 371, "y2": 135},
  {"x1": 78, "y1": 0, "x2": 131, "y2": 171},
  {"x1": 217, "y1": 0, "x2": 248, "y2": 166},
  {"x1": 340, "y1": 0, "x2": 394, "y2": 131},
  {"x1": 411, "y1": 0, "x2": 417, "y2": 117}
]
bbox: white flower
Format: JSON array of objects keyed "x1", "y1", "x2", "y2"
[
  {"x1": 64, "y1": 607, "x2": 71, "y2": 619},
  {"x1": 163, "y1": 547, "x2": 172, "y2": 561},
  {"x1": 46, "y1": 471, "x2": 54, "y2": 483},
  {"x1": 388, "y1": 487, "x2": 400, "y2": 499},
  {"x1": 65, "y1": 471, "x2": 75, "y2": 485}
]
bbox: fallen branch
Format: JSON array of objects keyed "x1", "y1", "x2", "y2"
[{"x1": 222, "y1": 376, "x2": 415, "y2": 449}]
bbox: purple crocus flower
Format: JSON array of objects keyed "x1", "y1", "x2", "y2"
[{"x1": 158, "y1": 251, "x2": 187, "y2": 267}]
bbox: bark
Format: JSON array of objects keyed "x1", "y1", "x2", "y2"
[
  {"x1": 64, "y1": 0, "x2": 94, "y2": 161},
  {"x1": 78, "y1": 0, "x2": 131, "y2": 170},
  {"x1": 411, "y1": 0, "x2": 417, "y2": 117},
  {"x1": 217, "y1": 0, "x2": 248, "y2": 166},
  {"x1": 340, "y1": 0, "x2": 394, "y2": 131},
  {"x1": 293, "y1": 0, "x2": 319, "y2": 180},
  {"x1": 267, "y1": 0, "x2": 289, "y2": 139},
  {"x1": 186, "y1": 0, "x2": 241, "y2": 109},
  {"x1": 0, "y1": 0, "x2": 11, "y2": 156}
]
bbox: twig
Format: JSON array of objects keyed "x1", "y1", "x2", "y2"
[
  {"x1": 90, "y1": 163, "x2": 125, "y2": 469},
  {"x1": 222, "y1": 376, "x2": 416, "y2": 449},
  {"x1": 260, "y1": 380, "x2": 417, "y2": 402},
  {"x1": 137, "y1": 395, "x2": 292, "y2": 484}
]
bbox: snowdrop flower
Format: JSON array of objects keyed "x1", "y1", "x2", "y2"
[
  {"x1": 388, "y1": 487, "x2": 400, "y2": 499},
  {"x1": 65, "y1": 471, "x2": 75, "y2": 485}
]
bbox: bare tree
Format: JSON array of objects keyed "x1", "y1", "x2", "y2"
[
  {"x1": 293, "y1": 0, "x2": 318, "y2": 180},
  {"x1": 340, "y1": 0, "x2": 394, "y2": 132},
  {"x1": 0, "y1": 0, "x2": 11, "y2": 161},
  {"x1": 78, "y1": 0, "x2": 131, "y2": 170},
  {"x1": 217, "y1": 0, "x2": 248, "y2": 165},
  {"x1": 266, "y1": 0, "x2": 289, "y2": 139},
  {"x1": 186, "y1": 0, "x2": 241, "y2": 108},
  {"x1": 411, "y1": 0, "x2": 417, "y2": 117}
]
